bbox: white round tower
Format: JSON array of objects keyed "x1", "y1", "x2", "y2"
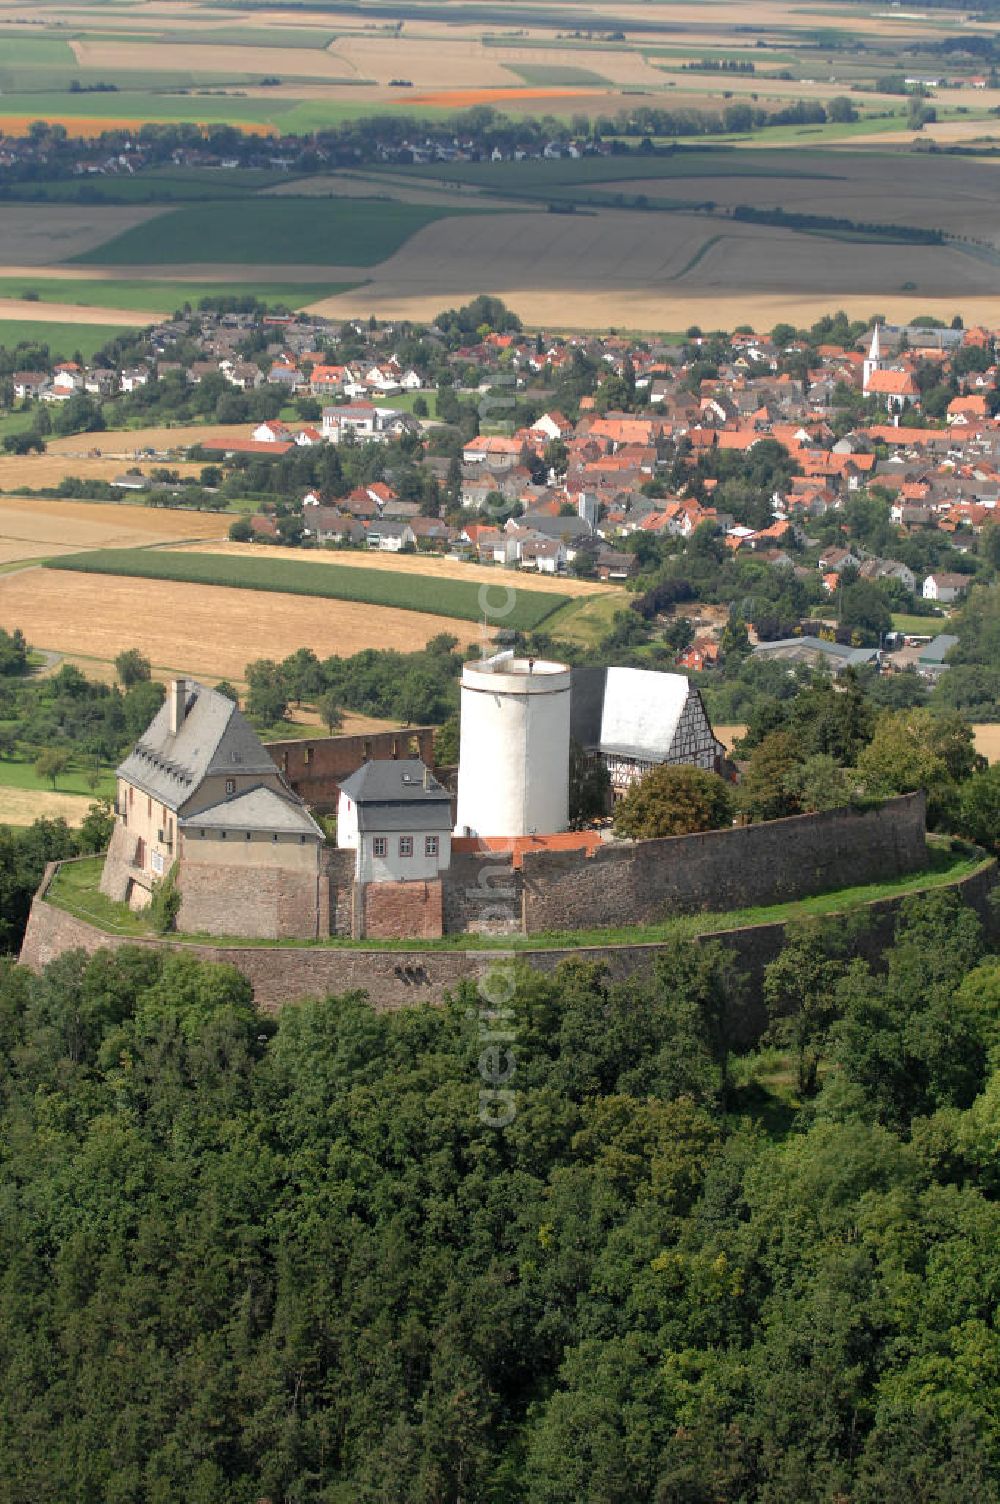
[{"x1": 455, "y1": 653, "x2": 571, "y2": 838}]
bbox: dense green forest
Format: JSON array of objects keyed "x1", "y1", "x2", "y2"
[{"x1": 2, "y1": 888, "x2": 1000, "y2": 1501}]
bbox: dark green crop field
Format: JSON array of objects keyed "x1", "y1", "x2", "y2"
[
  {"x1": 48, "y1": 549, "x2": 570, "y2": 631},
  {"x1": 70, "y1": 197, "x2": 484, "y2": 267}
]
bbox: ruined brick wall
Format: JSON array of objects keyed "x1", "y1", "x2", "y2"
[
  {"x1": 441, "y1": 852, "x2": 523, "y2": 935},
  {"x1": 362, "y1": 879, "x2": 443, "y2": 940},
  {"x1": 268, "y1": 727, "x2": 437, "y2": 812},
  {"x1": 326, "y1": 847, "x2": 356, "y2": 936},
  {"x1": 521, "y1": 794, "x2": 928, "y2": 934}
]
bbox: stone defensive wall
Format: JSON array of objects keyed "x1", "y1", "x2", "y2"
[
  {"x1": 20, "y1": 840, "x2": 997, "y2": 1052},
  {"x1": 517, "y1": 793, "x2": 929, "y2": 934}
]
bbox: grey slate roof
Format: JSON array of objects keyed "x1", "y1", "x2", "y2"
[
  {"x1": 181, "y1": 784, "x2": 323, "y2": 837},
  {"x1": 341, "y1": 759, "x2": 452, "y2": 833},
  {"x1": 116, "y1": 681, "x2": 282, "y2": 812}
]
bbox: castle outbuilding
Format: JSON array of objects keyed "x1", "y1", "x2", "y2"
[
  {"x1": 337, "y1": 759, "x2": 453, "y2": 880},
  {"x1": 101, "y1": 679, "x2": 327, "y2": 937}
]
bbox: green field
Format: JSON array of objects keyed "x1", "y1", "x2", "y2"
[
  {"x1": 891, "y1": 612, "x2": 949, "y2": 634},
  {"x1": 160, "y1": 26, "x2": 339, "y2": 47},
  {"x1": 71, "y1": 198, "x2": 481, "y2": 268},
  {"x1": 48, "y1": 549, "x2": 570, "y2": 631},
  {"x1": 0, "y1": 756, "x2": 115, "y2": 800},
  {"x1": 0, "y1": 92, "x2": 456, "y2": 133},
  {"x1": 0, "y1": 36, "x2": 76, "y2": 64},
  {"x1": 0, "y1": 322, "x2": 136, "y2": 359},
  {"x1": 545, "y1": 592, "x2": 623, "y2": 647},
  {"x1": 0, "y1": 277, "x2": 359, "y2": 313},
  {"x1": 0, "y1": 168, "x2": 304, "y2": 203},
  {"x1": 508, "y1": 64, "x2": 610, "y2": 86}
]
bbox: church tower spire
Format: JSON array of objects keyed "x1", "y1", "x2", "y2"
[{"x1": 863, "y1": 322, "x2": 882, "y2": 395}]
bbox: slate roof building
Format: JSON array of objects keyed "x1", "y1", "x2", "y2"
[
  {"x1": 100, "y1": 679, "x2": 327, "y2": 937},
  {"x1": 337, "y1": 759, "x2": 453, "y2": 881}
]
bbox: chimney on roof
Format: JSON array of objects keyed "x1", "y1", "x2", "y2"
[{"x1": 169, "y1": 678, "x2": 187, "y2": 735}]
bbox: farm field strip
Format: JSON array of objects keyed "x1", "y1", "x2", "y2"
[
  {"x1": 0, "y1": 321, "x2": 142, "y2": 363},
  {"x1": 0, "y1": 497, "x2": 228, "y2": 554},
  {"x1": 69, "y1": 198, "x2": 487, "y2": 269},
  {"x1": 44, "y1": 423, "x2": 257, "y2": 456},
  {"x1": 177, "y1": 540, "x2": 613, "y2": 596},
  {"x1": 0, "y1": 787, "x2": 97, "y2": 828},
  {"x1": 0, "y1": 275, "x2": 359, "y2": 312},
  {"x1": 46, "y1": 548, "x2": 571, "y2": 631},
  {"x1": 0, "y1": 568, "x2": 487, "y2": 683}
]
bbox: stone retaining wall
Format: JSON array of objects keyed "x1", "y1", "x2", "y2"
[{"x1": 20, "y1": 853, "x2": 997, "y2": 1049}]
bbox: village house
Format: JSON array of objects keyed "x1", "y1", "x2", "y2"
[{"x1": 923, "y1": 571, "x2": 971, "y2": 603}]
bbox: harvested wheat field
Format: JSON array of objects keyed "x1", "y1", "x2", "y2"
[
  {"x1": 69, "y1": 37, "x2": 357, "y2": 78},
  {"x1": 0, "y1": 787, "x2": 95, "y2": 828},
  {"x1": 0, "y1": 205, "x2": 166, "y2": 265},
  {"x1": 45, "y1": 423, "x2": 252, "y2": 457},
  {"x1": 974, "y1": 725, "x2": 1000, "y2": 765},
  {"x1": 0, "y1": 297, "x2": 151, "y2": 326},
  {"x1": 0, "y1": 569, "x2": 485, "y2": 682},
  {"x1": 333, "y1": 34, "x2": 515, "y2": 88},
  {"x1": 262, "y1": 173, "x2": 518, "y2": 208},
  {"x1": 176, "y1": 540, "x2": 615, "y2": 597},
  {"x1": 0, "y1": 455, "x2": 201, "y2": 489},
  {"x1": 0, "y1": 498, "x2": 229, "y2": 560}
]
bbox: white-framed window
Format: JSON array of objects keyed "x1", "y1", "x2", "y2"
[
  {"x1": 225, "y1": 778, "x2": 236, "y2": 795},
  {"x1": 151, "y1": 849, "x2": 165, "y2": 876},
  {"x1": 372, "y1": 836, "x2": 387, "y2": 858},
  {"x1": 425, "y1": 835, "x2": 439, "y2": 857},
  {"x1": 399, "y1": 836, "x2": 413, "y2": 858}
]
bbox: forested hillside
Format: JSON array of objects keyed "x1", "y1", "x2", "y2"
[{"x1": 2, "y1": 889, "x2": 1000, "y2": 1501}]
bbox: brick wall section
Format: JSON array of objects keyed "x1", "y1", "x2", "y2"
[
  {"x1": 325, "y1": 847, "x2": 356, "y2": 936},
  {"x1": 268, "y1": 728, "x2": 437, "y2": 812},
  {"x1": 363, "y1": 880, "x2": 443, "y2": 939},
  {"x1": 177, "y1": 863, "x2": 327, "y2": 941},
  {"x1": 441, "y1": 851, "x2": 523, "y2": 935},
  {"x1": 521, "y1": 794, "x2": 928, "y2": 934},
  {"x1": 20, "y1": 853, "x2": 998, "y2": 1041}
]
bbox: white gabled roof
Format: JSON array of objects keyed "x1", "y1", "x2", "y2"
[{"x1": 598, "y1": 667, "x2": 691, "y2": 761}]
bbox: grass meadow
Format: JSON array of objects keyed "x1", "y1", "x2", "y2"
[{"x1": 0, "y1": 322, "x2": 136, "y2": 358}]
